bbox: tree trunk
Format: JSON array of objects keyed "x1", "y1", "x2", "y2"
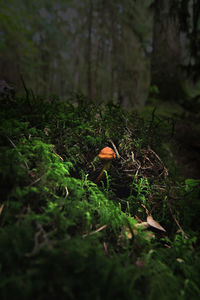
[
  {"x1": 151, "y1": 0, "x2": 185, "y2": 101},
  {"x1": 87, "y1": 0, "x2": 93, "y2": 100}
]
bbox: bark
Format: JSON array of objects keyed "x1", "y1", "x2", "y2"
[
  {"x1": 87, "y1": 0, "x2": 93, "y2": 99},
  {"x1": 151, "y1": 0, "x2": 185, "y2": 101},
  {"x1": 93, "y1": 0, "x2": 105, "y2": 100}
]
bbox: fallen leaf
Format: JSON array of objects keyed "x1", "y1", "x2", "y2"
[
  {"x1": 121, "y1": 222, "x2": 151, "y2": 239},
  {"x1": 147, "y1": 215, "x2": 166, "y2": 232},
  {"x1": 123, "y1": 226, "x2": 134, "y2": 239},
  {"x1": 134, "y1": 222, "x2": 149, "y2": 229},
  {"x1": 176, "y1": 258, "x2": 184, "y2": 263}
]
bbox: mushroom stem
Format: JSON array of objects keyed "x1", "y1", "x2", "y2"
[{"x1": 95, "y1": 160, "x2": 112, "y2": 183}]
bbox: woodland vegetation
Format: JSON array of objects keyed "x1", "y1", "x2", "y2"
[{"x1": 0, "y1": 0, "x2": 200, "y2": 299}]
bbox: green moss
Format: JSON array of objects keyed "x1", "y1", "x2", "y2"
[{"x1": 0, "y1": 92, "x2": 200, "y2": 299}]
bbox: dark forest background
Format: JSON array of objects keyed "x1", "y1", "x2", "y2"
[
  {"x1": 1, "y1": 1, "x2": 200, "y2": 299},
  {"x1": 1, "y1": 0, "x2": 200, "y2": 106}
]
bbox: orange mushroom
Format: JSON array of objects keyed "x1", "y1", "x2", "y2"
[{"x1": 95, "y1": 147, "x2": 116, "y2": 183}]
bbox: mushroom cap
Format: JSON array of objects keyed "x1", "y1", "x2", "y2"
[{"x1": 98, "y1": 147, "x2": 116, "y2": 160}]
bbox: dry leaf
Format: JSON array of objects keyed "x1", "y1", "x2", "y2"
[
  {"x1": 176, "y1": 258, "x2": 184, "y2": 263},
  {"x1": 124, "y1": 226, "x2": 134, "y2": 239},
  {"x1": 147, "y1": 215, "x2": 166, "y2": 232},
  {"x1": 134, "y1": 222, "x2": 149, "y2": 229},
  {"x1": 118, "y1": 221, "x2": 155, "y2": 248},
  {"x1": 121, "y1": 222, "x2": 151, "y2": 239}
]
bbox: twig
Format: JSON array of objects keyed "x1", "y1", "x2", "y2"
[
  {"x1": 103, "y1": 242, "x2": 108, "y2": 255},
  {"x1": 134, "y1": 215, "x2": 143, "y2": 223},
  {"x1": 28, "y1": 175, "x2": 44, "y2": 187},
  {"x1": 168, "y1": 205, "x2": 186, "y2": 236},
  {"x1": 65, "y1": 186, "x2": 69, "y2": 198},
  {"x1": 135, "y1": 160, "x2": 141, "y2": 177},
  {"x1": 54, "y1": 152, "x2": 64, "y2": 161},
  {"x1": 25, "y1": 222, "x2": 55, "y2": 257},
  {"x1": 141, "y1": 203, "x2": 150, "y2": 215},
  {"x1": 82, "y1": 224, "x2": 107, "y2": 238},
  {"x1": 131, "y1": 151, "x2": 135, "y2": 163},
  {"x1": 109, "y1": 139, "x2": 120, "y2": 159},
  {"x1": 93, "y1": 224, "x2": 107, "y2": 233},
  {"x1": 0, "y1": 204, "x2": 4, "y2": 215},
  {"x1": 148, "y1": 146, "x2": 168, "y2": 177}
]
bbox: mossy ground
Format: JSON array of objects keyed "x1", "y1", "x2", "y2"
[{"x1": 0, "y1": 91, "x2": 200, "y2": 299}]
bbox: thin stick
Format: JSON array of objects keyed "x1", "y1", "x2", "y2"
[
  {"x1": 82, "y1": 225, "x2": 107, "y2": 238},
  {"x1": 0, "y1": 204, "x2": 4, "y2": 215},
  {"x1": 109, "y1": 139, "x2": 120, "y2": 159},
  {"x1": 148, "y1": 146, "x2": 168, "y2": 177},
  {"x1": 28, "y1": 176, "x2": 43, "y2": 187},
  {"x1": 65, "y1": 186, "x2": 69, "y2": 198}
]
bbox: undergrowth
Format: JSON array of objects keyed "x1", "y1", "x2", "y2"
[{"x1": 0, "y1": 91, "x2": 200, "y2": 299}]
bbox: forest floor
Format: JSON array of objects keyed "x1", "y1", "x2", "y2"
[{"x1": 0, "y1": 91, "x2": 200, "y2": 300}]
